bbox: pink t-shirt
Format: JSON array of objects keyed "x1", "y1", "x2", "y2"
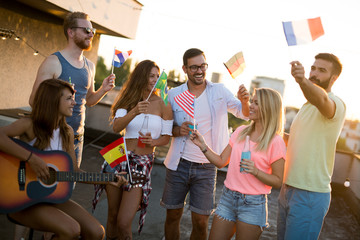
[{"x1": 224, "y1": 125, "x2": 286, "y2": 194}]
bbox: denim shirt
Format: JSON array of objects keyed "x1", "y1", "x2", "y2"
[{"x1": 164, "y1": 80, "x2": 248, "y2": 170}]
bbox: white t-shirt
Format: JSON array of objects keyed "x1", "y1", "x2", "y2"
[{"x1": 182, "y1": 90, "x2": 213, "y2": 163}]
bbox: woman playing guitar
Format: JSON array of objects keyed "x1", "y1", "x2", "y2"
[{"x1": 0, "y1": 79, "x2": 125, "y2": 239}]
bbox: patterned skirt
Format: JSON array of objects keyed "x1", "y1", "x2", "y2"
[{"x1": 92, "y1": 151, "x2": 154, "y2": 234}]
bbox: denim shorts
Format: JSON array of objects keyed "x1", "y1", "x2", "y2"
[
  {"x1": 277, "y1": 184, "x2": 331, "y2": 240},
  {"x1": 160, "y1": 158, "x2": 217, "y2": 215},
  {"x1": 215, "y1": 186, "x2": 269, "y2": 228}
]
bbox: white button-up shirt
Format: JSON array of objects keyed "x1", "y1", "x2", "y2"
[{"x1": 164, "y1": 80, "x2": 248, "y2": 170}]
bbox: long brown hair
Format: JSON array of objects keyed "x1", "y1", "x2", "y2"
[
  {"x1": 110, "y1": 60, "x2": 160, "y2": 120},
  {"x1": 31, "y1": 79, "x2": 75, "y2": 152}
]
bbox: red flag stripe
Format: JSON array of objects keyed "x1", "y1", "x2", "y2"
[
  {"x1": 174, "y1": 90, "x2": 195, "y2": 118},
  {"x1": 109, "y1": 155, "x2": 127, "y2": 168},
  {"x1": 99, "y1": 137, "x2": 124, "y2": 155}
]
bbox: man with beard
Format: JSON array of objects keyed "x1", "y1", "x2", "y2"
[
  {"x1": 160, "y1": 48, "x2": 250, "y2": 240},
  {"x1": 29, "y1": 11, "x2": 115, "y2": 168},
  {"x1": 277, "y1": 53, "x2": 346, "y2": 240}
]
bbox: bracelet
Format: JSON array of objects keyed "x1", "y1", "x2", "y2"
[
  {"x1": 201, "y1": 145, "x2": 208, "y2": 153},
  {"x1": 25, "y1": 152, "x2": 33, "y2": 162}
]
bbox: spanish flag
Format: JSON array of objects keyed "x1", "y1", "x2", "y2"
[
  {"x1": 224, "y1": 52, "x2": 246, "y2": 79},
  {"x1": 99, "y1": 137, "x2": 128, "y2": 168}
]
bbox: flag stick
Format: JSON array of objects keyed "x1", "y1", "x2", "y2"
[
  {"x1": 223, "y1": 62, "x2": 235, "y2": 80},
  {"x1": 111, "y1": 47, "x2": 116, "y2": 74},
  {"x1": 122, "y1": 137, "x2": 133, "y2": 183},
  {"x1": 193, "y1": 95, "x2": 196, "y2": 131},
  {"x1": 146, "y1": 69, "x2": 165, "y2": 101}
]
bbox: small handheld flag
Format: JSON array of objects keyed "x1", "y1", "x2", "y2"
[
  {"x1": 154, "y1": 71, "x2": 169, "y2": 105},
  {"x1": 99, "y1": 137, "x2": 128, "y2": 168},
  {"x1": 174, "y1": 90, "x2": 195, "y2": 118},
  {"x1": 112, "y1": 49, "x2": 132, "y2": 68},
  {"x1": 224, "y1": 52, "x2": 246, "y2": 79},
  {"x1": 282, "y1": 17, "x2": 324, "y2": 46}
]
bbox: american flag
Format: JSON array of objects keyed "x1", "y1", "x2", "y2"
[{"x1": 174, "y1": 90, "x2": 195, "y2": 118}]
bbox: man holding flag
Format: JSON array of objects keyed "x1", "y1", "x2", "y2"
[
  {"x1": 277, "y1": 53, "x2": 346, "y2": 240},
  {"x1": 27, "y1": 12, "x2": 115, "y2": 240},
  {"x1": 161, "y1": 48, "x2": 250, "y2": 240},
  {"x1": 29, "y1": 11, "x2": 116, "y2": 168}
]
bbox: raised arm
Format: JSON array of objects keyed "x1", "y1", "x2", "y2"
[
  {"x1": 290, "y1": 61, "x2": 336, "y2": 119},
  {"x1": 85, "y1": 60, "x2": 115, "y2": 107},
  {"x1": 237, "y1": 84, "x2": 250, "y2": 118}
]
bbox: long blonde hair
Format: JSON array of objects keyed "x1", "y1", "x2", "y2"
[{"x1": 238, "y1": 88, "x2": 284, "y2": 151}]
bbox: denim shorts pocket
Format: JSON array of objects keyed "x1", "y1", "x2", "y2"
[{"x1": 244, "y1": 194, "x2": 266, "y2": 205}]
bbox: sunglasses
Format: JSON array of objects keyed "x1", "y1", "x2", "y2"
[{"x1": 71, "y1": 27, "x2": 96, "y2": 35}]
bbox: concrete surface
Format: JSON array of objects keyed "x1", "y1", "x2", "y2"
[{"x1": 1, "y1": 131, "x2": 359, "y2": 239}]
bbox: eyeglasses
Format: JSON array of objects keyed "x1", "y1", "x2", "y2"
[
  {"x1": 188, "y1": 63, "x2": 208, "y2": 72},
  {"x1": 71, "y1": 27, "x2": 96, "y2": 35}
]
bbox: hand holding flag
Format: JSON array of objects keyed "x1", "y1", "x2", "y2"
[{"x1": 224, "y1": 52, "x2": 246, "y2": 79}]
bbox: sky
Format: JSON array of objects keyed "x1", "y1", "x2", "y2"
[{"x1": 98, "y1": 0, "x2": 360, "y2": 120}]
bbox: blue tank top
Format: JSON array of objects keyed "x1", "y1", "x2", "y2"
[{"x1": 53, "y1": 51, "x2": 91, "y2": 135}]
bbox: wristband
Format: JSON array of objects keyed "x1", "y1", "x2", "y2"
[
  {"x1": 25, "y1": 152, "x2": 33, "y2": 162},
  {"x1": 201, "y1": 146, "x2": 208, "y2": 153}
]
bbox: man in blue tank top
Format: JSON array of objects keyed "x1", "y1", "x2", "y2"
[{"x1": 29, "y1": 12, "x2": 115, "y2": 167}]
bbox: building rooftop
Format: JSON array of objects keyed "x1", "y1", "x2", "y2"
[{"x1": 1, "y1": 128, "x2": 359, "y2": 239}]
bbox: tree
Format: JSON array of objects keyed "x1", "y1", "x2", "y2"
[
  {"x1": 228, "y1": 113, "x2": 250, "y2": 133},
  {"x1": 168, "y1": 69, "x2": 181, "y2": 81},
  {"x1": 94, "y1": 56, "x2": 110, "y2": 90},
  {"x1": 113, "y1": 58, "x2": 132, "y2": 87},
  {"x1": 95, "y1": 57, "x2": 133, "y2": 89}
]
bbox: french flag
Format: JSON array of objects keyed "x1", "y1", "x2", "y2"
[{"x1": 282, "y1": 17, "x2": 324, "y2": 46}]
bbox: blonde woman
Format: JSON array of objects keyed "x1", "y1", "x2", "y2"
[{"x1": 190, "y1": 88, "x2": 286, "y2": 240}]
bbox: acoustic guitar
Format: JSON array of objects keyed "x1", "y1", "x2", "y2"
[{"x1": 0, "y1": 138, "x2": 146, "y2": 213}]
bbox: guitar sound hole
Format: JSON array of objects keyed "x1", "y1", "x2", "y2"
[{"x1": 40, "y1": 168, "x2": 57, "y2": 185}]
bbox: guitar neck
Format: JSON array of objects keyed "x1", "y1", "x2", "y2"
[{"x1": 54, "y1": 172, "x2": 127, "y2": 183}]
